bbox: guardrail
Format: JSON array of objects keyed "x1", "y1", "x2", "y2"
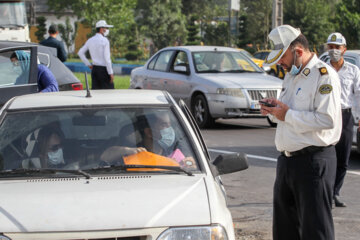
[{"x1": 64, "y1": 62, "x2": 143, "y2": 75}]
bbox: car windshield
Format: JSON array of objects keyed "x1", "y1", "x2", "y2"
[
  {"x1": 0, "y1": 107, "x2": 199, "y2": 178},
  {"x1": 192, "y1": 51, "x2": 262, "y2": 73}
]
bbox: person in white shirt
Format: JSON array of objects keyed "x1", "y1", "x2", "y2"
[
  {"x1": 260, "y1": 25, "x2": 341, "y2": 240},
  {"x1": 78, "y1": 20, "x2": 114, "y2": 89},
  {"x1": 325, "y1": 32, "x2": 360, "y2": 207}
]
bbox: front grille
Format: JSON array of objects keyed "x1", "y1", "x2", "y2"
[{"x1": 247, "y1": 90, "x2": 277, "y2": 100}]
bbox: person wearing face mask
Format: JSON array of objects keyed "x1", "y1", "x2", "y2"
[
  {"x1": 78, "y1": 20, "x2": 114, "y2": 89},
  {"x1": 40, "y1": 24, "x2": 67, "y2": 62},
  {"x1": 325, "y1": 32, "x2": 360, "y2": 208},
  {"x1": 10, "y1": 51, "x2": 59, "y2": 92},
  {"x1": 260, "y1": 25, "x2": 341, "y2": 240}
]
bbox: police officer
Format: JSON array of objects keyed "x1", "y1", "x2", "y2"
[
  {"x1": 260, "y1": 25, "x2": 342, "y2": 240},
  {"x1": 78, "y1": 20, "x2": 114, "y2": 89},
  {"x1": 325, "y1": 32, "x2": 360, "y2": 207}
]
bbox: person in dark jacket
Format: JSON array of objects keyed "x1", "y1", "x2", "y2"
[
  {"x1": 40, "y1": 24, "x2": 67, "y2": 62},
  {"x1": 11, "y1": 51, "x2": 59, "y2": 92}
]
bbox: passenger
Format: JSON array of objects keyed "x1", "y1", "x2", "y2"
[
  {"x1": 36, "y1": 126, "x2": 65, "y2": 168},
  {"x1": 10, "y1": 50, "x2": 59, "y2": 92}
]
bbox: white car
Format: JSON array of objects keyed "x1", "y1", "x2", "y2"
[
  {"x1": 320, "y1": 50, "x2": 360, "y2": 153},
  {"x1": 0, "y1": 90, "x2": 248, "y2": 239},
  {"x1": 130, "y1": 46, "x2": 283, "y2": 128}
]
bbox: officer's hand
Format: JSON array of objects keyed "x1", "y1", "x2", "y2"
[
  {"x1": 110, "y1": 74, "x2": 114, "y2": 83},
  {"x1": 260, "y1": 98, "x2": 277, "y2": 116},
  {"x1": 262, "y1": 99, "x2": 289, "y2": 121},
  {"x1": 88, "y1": 65, "x2": 93, "y2": 70}
]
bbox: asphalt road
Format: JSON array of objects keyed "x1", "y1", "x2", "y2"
[{"x1": 201, "y1": 118, "x2": 360, "y2": 240}]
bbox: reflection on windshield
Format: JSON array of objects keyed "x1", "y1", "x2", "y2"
[
  {"x1": 0, "y1": 3, "x2": 27, "y2": 27},
  {"x1": 192, "y1": 51, "x2": 262, "y2": 73},
  {"x1": 0, "y1": 107, "x2": 198, "y2": 178}
]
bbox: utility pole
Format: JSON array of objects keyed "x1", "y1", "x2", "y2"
[{"x1": 272, "y1": 0, "x2": 283, "y2": 29}]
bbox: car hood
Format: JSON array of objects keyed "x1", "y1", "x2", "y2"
[
  {"x1": 198, "y1": 72, "x2": 282, "y2": 89},
  {"x1": 0, "y1": 175, "x2": 210, "y2": 232}
]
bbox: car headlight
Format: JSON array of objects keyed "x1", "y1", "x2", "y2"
[
  {"x1": 157, "y1": 225, "x2": 228, "y2": 240},
  {"x1": 216, "y1": 88, "x2": 245, "y2": 98}
]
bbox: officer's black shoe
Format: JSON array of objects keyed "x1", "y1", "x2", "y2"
[{"x1": 334, "y1": 195, "x2": 346, "y2": 207}]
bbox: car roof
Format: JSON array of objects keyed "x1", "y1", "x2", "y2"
[
  {"x1": 6, "y1": 90, "x2": 171, "y2": 110},
  {"x1": 0, "y1": 40, "x2": 38, "y2": 50},
  {"x1": 160, "y1": 45, "x2": 239, "y2": 52}
]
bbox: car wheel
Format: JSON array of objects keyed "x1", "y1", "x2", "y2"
[
  {"x1": 267, "y1": 116, "x2": 277, "y2": 127},
  {"x1": 192, "y1": 94, "x2": 214, "y2": 128}
]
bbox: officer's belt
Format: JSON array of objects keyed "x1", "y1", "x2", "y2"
[
  {"x1": 342, "y1": 108, "x2": 351, "y2": 113},
  {"x1": 282, "y1": 146, "x2": 326, "y2": 157}
]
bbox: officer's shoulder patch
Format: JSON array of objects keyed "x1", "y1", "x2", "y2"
[
  {"x1": 319, "y1": 84, "x2": 332, "y2": 94},
  {"x1": 303, "y1": 68, "x2": 310, "y2": 76},
  {"x1": 319, "y1": 67, "x2": 328, "y2": 75}
]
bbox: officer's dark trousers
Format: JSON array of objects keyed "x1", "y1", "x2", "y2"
[
  {"x1": 273, "y1": 146, "x2": 336, "y2": 240},
  {"x1": 334, "y1": 110, "x2": 354, "y2": 196},
  {"x1": 91, "y1": 65, "x2": 114, "y2": 89}
]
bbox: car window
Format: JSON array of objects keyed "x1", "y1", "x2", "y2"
[
  {"x1": 192, "y1": 51, "x2": 262, "y2": 73},
  {"x1": 0, "y1": 50, "x2": 30, "y2": 87},
  {"x1": 0, "y1": 107, "x2": 199, "y2": 177},
  {"x1": 171, "y1": 51, "x2": 189, "y2": 71},
  {"x1": 153, "y1": 50, "x2": 174, "y2": 72},
  {"x1": 344, "y1": 56, "x2": 356, "y2": 65},
  {"x1": 147, "y1": 54, "x2": 158, "y2": 70}
]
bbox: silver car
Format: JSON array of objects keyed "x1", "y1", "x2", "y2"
[
  {"x1": 320, "y1": 50, "x2": 360, "y2": 153},
  {"x1": 130, "y1": 46, "x2": 283, "y2": 128}
]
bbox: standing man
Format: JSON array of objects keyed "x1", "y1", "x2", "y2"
[
  {"x1": 40, "y1": 24, "x2": 67, "y2": 62},
  {"x1": 78, "y1": 20, "x2": 114, "y2": 89},
  {"x1": 261, "y1": 25, "x2": 342, "y2": 240},
  {"x1": 326, "y1": 32, "x2": 360, "y2": 207}
]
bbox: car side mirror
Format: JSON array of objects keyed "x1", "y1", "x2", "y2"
[
  {"x1": 174, "y1": 65, "x2": 189, "y2": 74},
  {"x1": 212, "y1": 152, "x2": 248, "y2": 176},
  {"x1": 262, "y1": 66, "x2": 271, "y2": 73}
]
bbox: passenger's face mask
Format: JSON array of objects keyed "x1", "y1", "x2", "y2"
[
  {"x1": 104, "y1": 29, "x2": 109, "y2": 37},
  {"x1": 47, "y1": 148, "x2": 64, "y2": 165},
  {"x1": 328, "y1": 49, "x2": 342, "y2": 62},
  {"x1": 289, "y1": 50, "x2": 302, "y2": 75},
  {"x1": 158, "y1": 127, "x2": 175, "y2": 148},
  {"x1": 12, "y1": 65, "x2": 22, "y2": 75}
]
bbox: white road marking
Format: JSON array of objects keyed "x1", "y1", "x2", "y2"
[{"x1": 208, "y1": 148, "x2": 360, "y2": 176}]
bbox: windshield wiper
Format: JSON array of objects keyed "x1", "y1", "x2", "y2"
[
  {"x1": 223, "y1": 69, "x2": 257, "y2": 73},
  {"x1": 0, "y1": 168, "x2": 91, "y2": 179},
  {"x1": 89, "y1": 164, "x2": 193, "y2": 176}
]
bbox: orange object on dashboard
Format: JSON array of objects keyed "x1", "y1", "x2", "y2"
[{"x1": 123, "y1": 151, "x2": 179, "y2": 171}]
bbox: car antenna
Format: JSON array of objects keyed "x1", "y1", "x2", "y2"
[{"x1": 84, "y1": 72, "x2": 92, "y2": 98}]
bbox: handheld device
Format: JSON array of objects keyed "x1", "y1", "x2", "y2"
[{"x1": 259, "y1": 100, "x2": 275, "y2": 107}]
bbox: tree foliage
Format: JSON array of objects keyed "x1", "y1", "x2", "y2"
[
  {"x1": 335, "y1": 0, "x2": 360, "y2": 49},
  {"x1": 35, "y1": 16, "x2": 47, "y2": 42},
  {"x1": 58, "y1": 17, "x2": 78, "y2": 54},
  {"x1": 186, "y1": 15, "x2": 201, "y2": 45},
  {"x1": 47, "y1": 0, "x2": 137, "y2": 57},
  {"x1": 136, "y1": 0, "x2": 187, "y2": 51}
]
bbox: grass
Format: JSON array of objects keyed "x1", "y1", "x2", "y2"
[{"x1": 73, "y1": 72, "x2": 130, "y2": 89}]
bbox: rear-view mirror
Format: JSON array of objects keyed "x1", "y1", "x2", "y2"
[
  {"x1": 212, "y1": 152, "x2": 248, "y2": 176},
  {"x1": 72, "y1": 115, "x2": 107, "y2": 126}
]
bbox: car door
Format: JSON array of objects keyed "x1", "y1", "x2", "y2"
[
  {"x1": 0, "y1": 46, "x2": 38, "y2": 107},
  {"x1": 145, "y1": 50, "x2": 175, "y2": 91},
  {"x1": 166, "y1": 50, "x2": 192, "y2": 102}
]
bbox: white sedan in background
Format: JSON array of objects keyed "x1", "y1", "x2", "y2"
[{"x1": 130, "y1": 46, "x2": 283, "y2": 128}]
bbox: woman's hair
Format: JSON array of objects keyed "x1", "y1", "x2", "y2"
[{"x1": 36, "y1": 124, "x2": 64, "y2": 158}]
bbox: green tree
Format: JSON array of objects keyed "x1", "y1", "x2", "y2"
[
  {"x1": 284, "y1": 0, "x2": 334, "y2": 51},
  {"x1": 125, "y1": 24, "x2": 143, "y2": 60},
  {"x1": 237, "y1": 14, "x2": 250, "y2": 48},
  {"x1": 136, "y1": 0, "x2": 187, "y2": 50},
  {"x1": 335, "y1": 0, "x2": 360, "y2": 49},
  {"x1": 58, "y1": 17, "x2": 78, "y2": 54},
  {"x1": 47, "y1": 0, "x2": 137, "y2": 56},
  {"x1": 203, "y1": 21, "x2": 228, "y2": 46},
  {"x1": 186, "y1": 15, "x2": 201, "y2": 45},
  {"x1": 35, "y1": 16, "x2": 47, "y2": 42}
]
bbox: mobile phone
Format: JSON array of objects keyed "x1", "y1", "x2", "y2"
[{"x1": 259, "y1": 100, "x2": 275, "y2": 107}]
